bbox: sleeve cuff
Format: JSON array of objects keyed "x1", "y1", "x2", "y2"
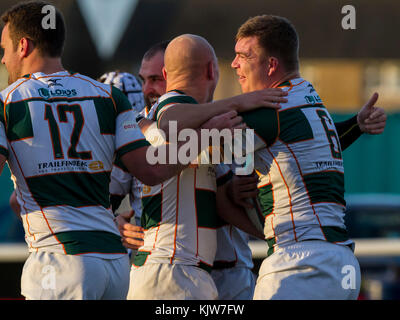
[{"x1": 116, "y1": 139, "x2": 150, "y2": 158}]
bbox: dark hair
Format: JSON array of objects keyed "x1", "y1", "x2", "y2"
[
  {"x1": 1, "y1": 1, "x2": 65, "y2": 57},
  {"x1": 142, "y1": 40, "x2": 170, "y2": 61},
  {"x1": 236, "y1": 15, "x2": 299, "y2": 72}
]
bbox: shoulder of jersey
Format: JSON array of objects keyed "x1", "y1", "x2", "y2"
[
  {"x1": 159, "y1": 90, "x2": 185, "y2": 102},
  {"x1": 1, "y1": 72, "x2": 114, "y2": 104},
  {"x1": 278, "y1": 78, "x2": 324, "y2": 110},
  {"x1": 145, "y1": 91, "x2": 179, "y2": 118},
  {"x1": 0, "y1": 76, "x2": 31, "y2": 102}
]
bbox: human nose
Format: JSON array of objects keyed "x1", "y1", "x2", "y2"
[{"x1": 231, "y1": 56, "x2": 239, "y2": 69}]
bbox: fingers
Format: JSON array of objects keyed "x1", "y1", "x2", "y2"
[
  {"x1": 119, "y1": 224, "x2": 145, "y2": 250},
  {"x1": 222, "y1": 110, "x2": 238, "y2": 119},
  {"x1": 232, "y1": 122, "x2": 247, "y2": 130},
  {"x1": 261, "y1": 88, "x2": 288, "y2": 107},
  {"x1": 261, "y1": 88, "x2": 289, "y2": 97},
  {"x1": 364, "y1": 92, "x2": 379, "y2": 110},
  {"x1": 122, "y1": 237, "x2": 144, "y2": 250},
  {"x1": 121, "y1": 228, "x2": 144, "y2": 239},
  {"x1": 229, "y1": 114, "x2": 243, "y2": 127},
  {"x1": 363, "y1": 106, "x2": 386, "y2": 134},
  {"x1": 261, "y1": 101, "x2": 283, "y2": 109},
  {"x1": 363, "y1": 122, "x2": 386, "y2": 134},
  {"x1": 120, "y1": 223, "x2": 144, "y2": 233},
  {"x1": 365, "y1": 107, "x2": 386, "y2": 123}
]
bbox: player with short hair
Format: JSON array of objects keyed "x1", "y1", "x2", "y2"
[
  {"x1": 116, "y1": 39, "x2": 281, "y2": 300},
  {"x1": 231, "y1": 14, "x2": 386, "y2": 300},
  {"x1": 126, "y1": 34, "x2": 267, "y2": 300},
  {"x1": 0, "y1": 1, "x2": 251, "y2": 300},
  {"x1": 139, "y1": 40, "x2": 170, "y2": 111},
  {"x1": 152, "y1": 20, "x2": 386, "y2": 301}
]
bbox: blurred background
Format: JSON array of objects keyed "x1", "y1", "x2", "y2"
[{"x1": 0, "y1": 0, "x2": 399, "y2": 299}]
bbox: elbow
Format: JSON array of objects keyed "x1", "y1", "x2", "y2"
[{"x1": 137, "y1": 166, "x2": 164, "y2": 186}]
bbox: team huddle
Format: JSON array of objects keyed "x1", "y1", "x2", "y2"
[{"x1": 0, "y1": 2, "x2": 387, "y2": 300}]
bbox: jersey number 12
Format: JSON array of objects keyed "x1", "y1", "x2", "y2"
[{"x1": 44, "y1": 104, "x2": 92, "y2": 160}]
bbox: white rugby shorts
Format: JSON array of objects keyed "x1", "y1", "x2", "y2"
[
  {"x1": 21, "y1": 251, "x2": 130, "y2": 300},
  {"x1": 127, "y1": 263, "x2": 218, "y2": 300},
  {"x1": 253, "y1": 240, "x2": 361, "y2": 300}
]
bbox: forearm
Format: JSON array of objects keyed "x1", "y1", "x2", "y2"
[
  {"x1": 158, "y1": 97, "x2": 239, "y2": 135},
  {"x1": 334, "y1": 115, "x2": 362, "y2": 151},
  {"x1": 110, "y1": 194, "x2": 125, "y2": 213},
  {"x1": 216, "y1": 185, "x2": 264, "y2": 240},
  {"x1": 122, "y1": 128, "x2": 206, "y2": 185}
]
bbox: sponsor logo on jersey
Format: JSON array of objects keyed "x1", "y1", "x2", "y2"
[
  {"x1": 38, "y1": 87, "x2": 78, "y2": 100},
  {"x1": 142, "y1": 185, "x2": 151, "y2": 194},
  {"x1": 305, "y1": 94, "x2": 322, "y2": 105},
  {"x1": 314, "y1": 160, "x2": 343, "y2": 170},
  {"x1": 47, "y1": 79, "x2": 63, "y2": 87},
  {"x1": 88, "y1": 161, "x2": 104, "y2": 170},
  {"x1": 123, "y1": 120, "x2": 138, "y2": 131},
  {"x1": 37, "y1": 160, "x2": 88, "y2": 174}
]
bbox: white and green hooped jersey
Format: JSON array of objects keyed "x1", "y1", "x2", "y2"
[
  {"x1": 240, "y1": 78, "x2": 353, "y2": 255},
  {"x1": 0, "y1": 71, "x2": 149, "y2": 258},
  {"x1": 133, "y1": 91, "x2": 232, "y2": 272}
]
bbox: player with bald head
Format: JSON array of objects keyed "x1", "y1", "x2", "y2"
[
  {"x1": 126, "y1": 34, "x2": 281, "y2": 300},
  {"x1": 163, "y1": 34, "x2": 219, "y2": 104},
  {"x1": 155, "y1": 34, "x2": 288, "y2": 137}
]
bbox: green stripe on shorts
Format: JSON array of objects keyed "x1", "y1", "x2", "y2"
[
  {"x1": 133, "y1": 251, "x2": 150, "y2": 267},
  {"x1": 54, "y1": 230, "x2": 127, "y2": 255},
  {"x1": 141, "y1": 194, "x2": 162, "y2": 229}
]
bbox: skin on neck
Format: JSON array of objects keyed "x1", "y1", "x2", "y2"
[
  {"x1": 20, "y1": 51, "x2": 64, "y2": 77},
  {"x1": 163, "y1": 34, "x2": 218, "y2": 104},
  {"x1": 261, "y1": 53, "x2": 300, "y2": 89},
  {"x1": 269, "y1": 69, "x2": 301, "y2": 88}
]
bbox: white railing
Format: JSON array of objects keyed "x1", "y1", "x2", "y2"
[
  {"x1": 249, "y1": 238, "x2": 400, "y2": 259},
  {"x1": 1, "y1": 239, "x2": 400, "y2": 262}
]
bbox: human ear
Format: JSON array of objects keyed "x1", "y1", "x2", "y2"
[
  {"x1": 19, "y1": 37, "x2": 30, "y2": 58},
  {"x1": 267, "y1": 57, "x2": 279, "y2": 76}
]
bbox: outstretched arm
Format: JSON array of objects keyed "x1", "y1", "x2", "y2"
[
  {"x1": 335, "y1": 92, "x2": 386, "y2": 151},
  {"x1": 122, "y1": 111, "x2": 245, "y2": 186},
  {"x1": 158, "y1": 88, "x2": 287, "y2": 139}
]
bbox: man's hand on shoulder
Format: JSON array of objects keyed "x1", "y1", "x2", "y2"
[{"x1": 231, "y1": 88, "x2": 288, "y2": 113}]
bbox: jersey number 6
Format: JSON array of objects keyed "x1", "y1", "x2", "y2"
[{"x1": 316, "y1": 109, "x2": 342, "y2": 160}]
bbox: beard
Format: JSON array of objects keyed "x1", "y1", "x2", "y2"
[{"x1": 144, "y1": 94, "x2": 160, "y2": 107}]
